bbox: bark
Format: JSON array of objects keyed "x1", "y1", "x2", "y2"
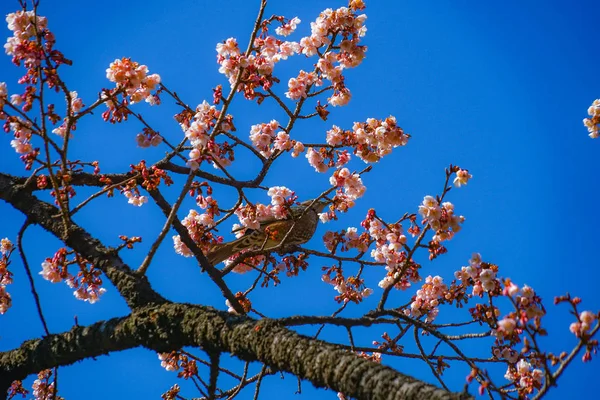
[{"x1": 0, "y1": 303, "x2": 472, "y2": 400}]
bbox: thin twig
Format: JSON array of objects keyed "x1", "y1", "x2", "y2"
[
  {"x1": 138, "y1": 172, "x2": 195, "y2": 275},
  {"x1": 17, "y1": 220, "x2": 50, "y2": 335}
]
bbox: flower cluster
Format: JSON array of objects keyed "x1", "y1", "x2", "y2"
[
  {"x1": 407, "y1": 275, "x2": 449, "y2": 322},
  {"x1": 300, "y1": 5, "x2": 368, "y2": 106},
  {"x1": 321, "y1": 264, "x2": 373, "y2": 304},
  {"x1": 161, "y1": 384, "x2": 180, "y2": 400},
  {"x1": 4, "y1": 11, "x2": 61, "y2": 75},
  {"x1": 349, "y1": 210, "x2": 421, "y2": 291},
  {"x1": 217, "y1": 3, "x2": 366, "y2": 105},
  {"x1": 39, "y1": 248, "x2": 106, "y2": 303},
  {"x1": 275, "y1": 16, "x2": 301, "y2": 37},
  {"x1": 454, "y1": 253, "x2": 500, "y2": 297},
  {"x1": 158, "y1": 352, "x2": 198, "y2": 379},
  {"x1": 492, "y1": 346, "x2": 520, "y2": 364},
  {"x1": 569, "y1": 310, "x2": 597, "y2": 338},
  {"x1": 418, "y1": 196, "x2": 464, "y2": 242},
  {"x1": 305, "y1": 147, "x2": 329, "y2": 173},
  {"x1": 216, "y1": 35, "x2": 301, "y2": 101},
  {"x1": 367, "y1": 219, "x2": 406, "y2": 265},
  {"x1": 503, "y1": 359, "x2": 543, "y2": 396},
  {"x1": 315, "y1": 168, "x2": 367, "y2": 222},
  {"x1": 5, "y1": 11, "x2": 47, "y2": 43},
  {"x1": 501, "y1": 283, "x2": 545, "y2": 335},
  {"x1": 249, "y1": 120, "x2": 280, "y2": 157},
  {"x1": 136, "y1": 127, "x2": 163, "y2": 148},
  {"x1": 286, "y1": 70, "x2": 320, "y2": 100},
  {"x1": 0, "y1": 238, "x2": 14, "y2": 314},
  {"x1": 183, "y1": 101, "x2": 234, "y2": 170},
  {"x1": 334, "y1": 227, "x2": 370, "y2": 253},
  {"x1": 8, "y1": 117, "x2": 34, "y2": 155},
  {"x1": 306, "y1": 117, "x2": 408, "y2": 177},
  {"x1": 123, "y1": 189, "x2": 148, "y2": 207},
  {"x1": 173, "y1": 207, "x2": 219, "y2": 257},
  {"x1": 583, "y1": 99, "x2": 600, "y2": 139},
  {"x1": 116, "y1": 162, "x2": 170, "y2": 207},
  {"x1": 223, "y1": 252, "x2": 266, "y2": 274},
  {"x1": 32, "y1": 370, "x2": 61, "y2": 400},
  {"x1": 106, "y1": 57, "x2": 161, "y2": 104},
  {"x1": 351, "y1": 117, "x2": 409, "y2": 162},
  {"x1": 272, "y1": 131, "x2": 305, "y2": 157},
  {"x1": 120, "y1": 161, "x2": 173, "y2": 205},
  {"x1": 329, "y1": 167, "x2": 366, "y2": 199}
]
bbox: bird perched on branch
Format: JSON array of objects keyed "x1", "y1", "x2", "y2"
[{"x1": 207, "y1": 199, "x2": 329, "y2": 265}]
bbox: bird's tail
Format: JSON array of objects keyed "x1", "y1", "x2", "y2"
[{"x1": 207, "y1": 233, "x2": 261, "y2": 265}]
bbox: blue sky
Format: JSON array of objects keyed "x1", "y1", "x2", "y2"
[{"x1": 1, "y1": 0, "x2": 599, "y2": 399}]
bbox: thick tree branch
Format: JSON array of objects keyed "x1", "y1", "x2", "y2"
[
  {"x1": 0, "y1": 303, "x2": 471, "y2": 400},
  {"x1": 0, "y1": 172, "x2": 166, "y2": 308}
]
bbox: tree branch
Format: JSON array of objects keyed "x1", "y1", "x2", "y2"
[
  {"x1": 0, "y1": 303, "x2": 472, "y2": 400},
  {"x1": 0, "y1": 172, "x2": 166, "y2": 308}
]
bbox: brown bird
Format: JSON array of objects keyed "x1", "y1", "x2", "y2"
[{"x1": 207, "y1": 199, "x2": 329, "y2": 265}]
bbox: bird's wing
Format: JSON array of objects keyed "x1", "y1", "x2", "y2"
[{"x1": 230, "y1": 205, "x2": 306, "y2": 234}]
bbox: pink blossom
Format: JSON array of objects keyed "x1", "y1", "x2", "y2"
[
  {"x1": 292, "y1": 141, "x2": 305, "y2": 157},
  {"x1": 123, "y1": 190, "x2": 148, "y2": 207},
  {"x1": 278, "y1": 41, "x2": 301, "y2": 59},
  {"x1": 0, "y1": 82, "x2": 6, "y2": 107},
  {"x1": 250, "y1": 120, "x2": 279, "y2": 157},
  {"x1": 0, "y1": 238, "x2": 13, "y2": 255},
  {"x1": 306, "y1": 147, "x2": 328, "y2": 172},
  {"x1": 173, "y1": 235, "x2": 193, "y2": 257},
  {"x1": 6, "y1": 11, "x2": 47, "y2": 41},
  {"x1": 497, "y1": 317, "x2": 517, "y2": 335},
  {"x1": 326, "y1": 125, "x2": 345, "y2": 146},
  {"x1": 286, "y1": 70, "x2": 318, "y2": 100},
  {"x1": 106, "y1": 58, "x2": 161, "y2": 104},
  {"x1": 39, "y1": 260, "x2": 63, "y2": 283},
  {"x1": 584, "y1": 99, "x2": 600, "y2": 138},
  {"x1": 0, "y1": 286, "x2": 11, "y2": 314},
  {"x1": 216, "y1": 38, "x2": 240, "y2": 57},
  {"x1": 329, "y1": 88, "x2": 351, "y2": 107},
  {"x1": 409, "y1": 275, "x2": 448, "y2": 322},
  {"x1": 70, "y1": 91, "x2": 84, "y2": 113},
  {"x1": 276, "y1": 17, "x2": 301, "y2": 36},
  {"x1": 453, "y1": 169, "x2": 472, "y2": 187},
  {"x1": 329, "y1": 168, "x2": 366, "y2": 199},
  {"x1": 273, "y1": 132, "x2": 293, "y2": 151},
  {"x1": 344, "y1": 227, "x2": 368, "y2": 252},
  {"x1": 267, "y1": 186, "x2": 294, "y2": 206},
  {"x1": 10, "y1": 138, "x2": 32, "y2": 154},
  {"x1": 10, "y1": 94, "x2": 21, "y2": 105}
]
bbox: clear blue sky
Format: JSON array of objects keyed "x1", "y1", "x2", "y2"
[{"x1": 1, "y1": 0, "x2": 598, "y2": 399}]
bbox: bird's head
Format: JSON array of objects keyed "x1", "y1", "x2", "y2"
[{"x1": 298, "y1": 198, "x2": 330, "y2": 214}]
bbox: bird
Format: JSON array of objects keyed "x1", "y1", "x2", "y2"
[{"x1": 207, "y1": 199, "x2": 329, "y2": 265}]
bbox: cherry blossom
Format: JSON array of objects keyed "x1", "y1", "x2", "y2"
[
  {"x1": 583, "y1": 99, "x2": 600, "y2": 139},
  {"x1": 106, "y1": 57, "x2": 161, "y2": 104},
  {"x1": 250, "y1": 120, "x2": 280, "y2": 157},
  {"x1": 275, "y1": 17, "x2": 301, "y2": 36},
  {"x1": 453, "y1": 168, "x2": 472, "y2": 187},
  {"x1": 408, "y1": 275, "x2": 448, "y2": 322}
]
